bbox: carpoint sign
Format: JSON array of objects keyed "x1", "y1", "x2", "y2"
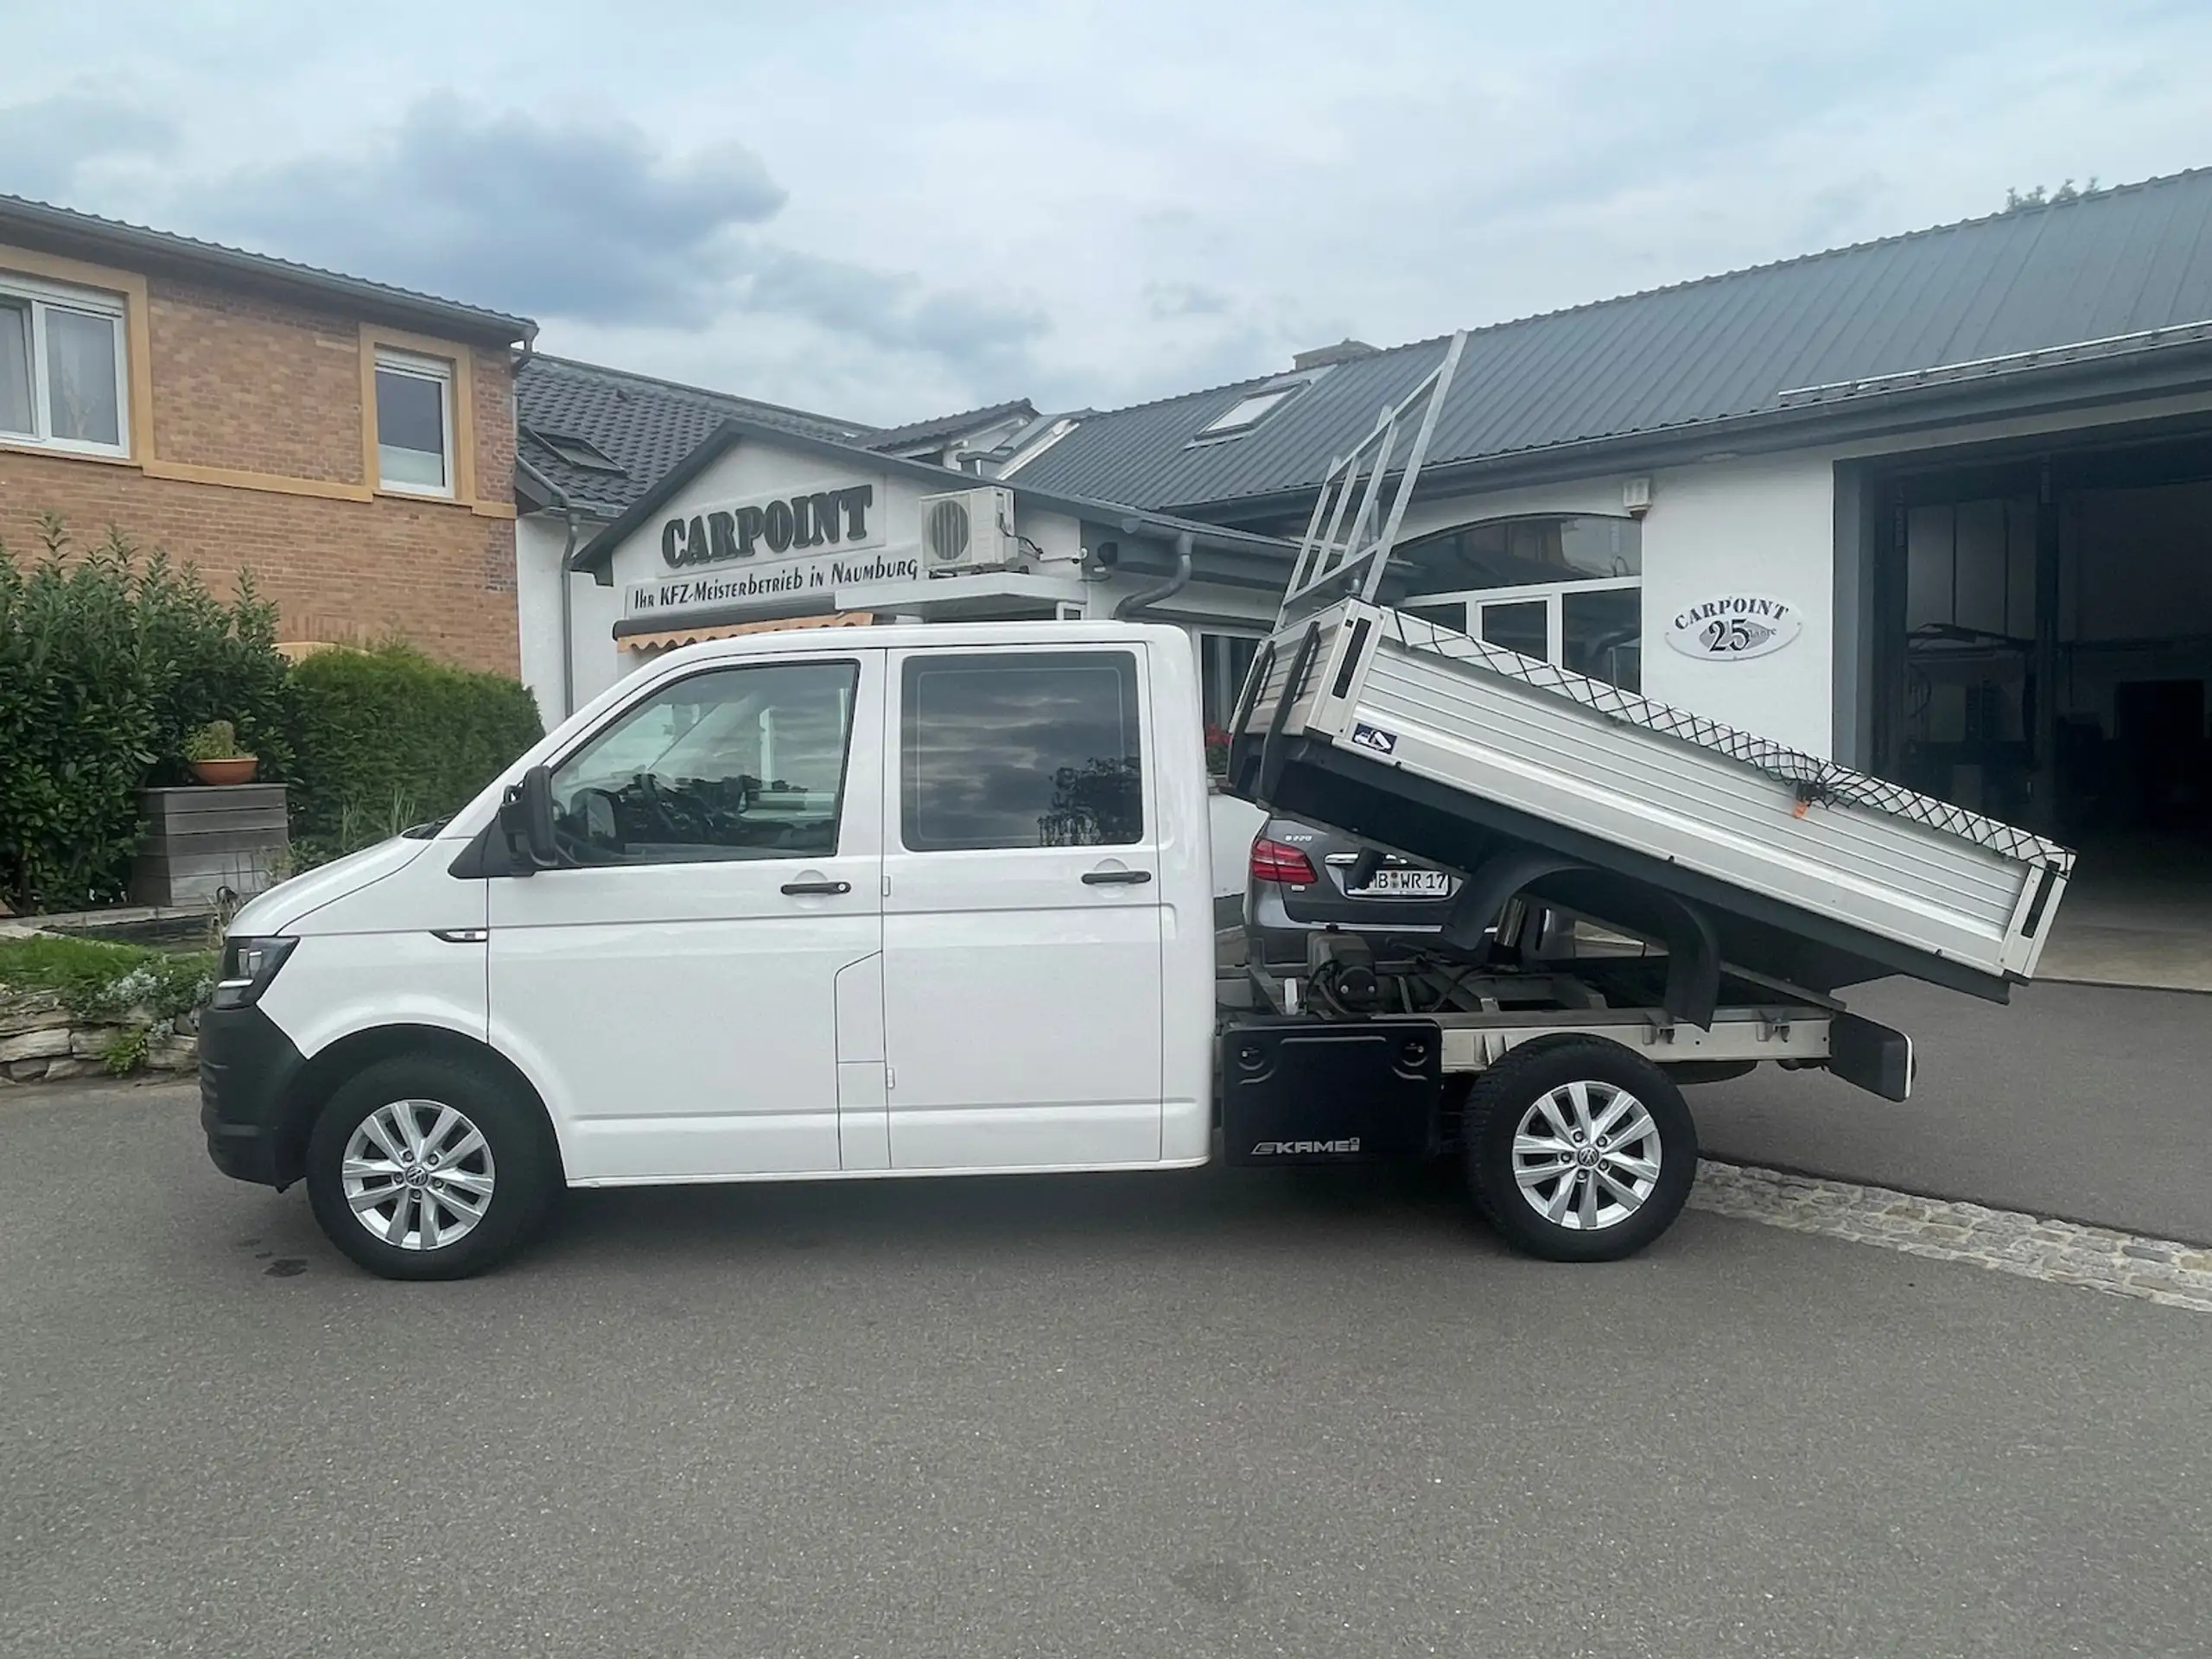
[
  {"x1": 626, "y1": 478, "x2": 921, "y2": 619},
  {"x1": 1663, "y1": 594, "x2": 1802, "y2": 661}
]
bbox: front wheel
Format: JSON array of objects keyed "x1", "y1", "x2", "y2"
[
  {"x1": 305, "y1": 1052, "x2": 558, "y2": 1281},
  {"x1": 1462, "y1": 1036, "x2": 1697, "y2": 1262}
]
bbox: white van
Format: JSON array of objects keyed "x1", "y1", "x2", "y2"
[
  {"x1": 203, "y1": 622, "x2": 1227, "y2": 1279},
  {"x1": 207, "y1": 611, "x2": 1976, "y2": 1281}
]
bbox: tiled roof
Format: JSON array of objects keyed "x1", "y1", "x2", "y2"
[
  {"x1": 861, "y1": 399, "x2": 1037, "y2": 451},
  {"x1": 1010, "y1": 168, "x2": 2212, "y2": 513},
  {"x1": 514, "y1": 355, "x2": 870, "y2": 514},
  {"x1": 0, "y1": 193, "x2": 535, "y2": 342}
]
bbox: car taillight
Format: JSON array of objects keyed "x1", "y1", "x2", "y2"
[{"x1": 1250, "y1": 837, "x2": 1319, "y2": 886}]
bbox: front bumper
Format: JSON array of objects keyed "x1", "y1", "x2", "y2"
[{"x1": 198, "y1": 1002, "x2": 308, "y2": 1188}]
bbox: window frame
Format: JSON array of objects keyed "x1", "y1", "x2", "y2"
[
  {"x1": 372, "y1": 347, "x2": 456, "y2": 499},
  {"x1": 1414, "y1": 575, "x2": 1643, "y2": 678},
  {"x1": 897, "y1": 646, "x2": 1149, "y2": 854},
  {"x1": 543, "y1": 657, "x2": 863, "y2": 868},
  {"x1": 527, "y1": 428, "x2": 627, "y2": 475},
  {"x1": 0, "y1": 269, "x2": 130, "y2": 460}
]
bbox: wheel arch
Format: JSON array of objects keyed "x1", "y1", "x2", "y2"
[{"x1": 273, "y1": 1025, "x2": 566, "y2": 1189}]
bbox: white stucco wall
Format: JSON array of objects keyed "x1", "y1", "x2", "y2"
[
  {"x1": 1391, "y1": 453, "x2": 1839, "y2": 758},
  {"x1": 514, "y1": 512, "x2": 566, "y2": 725},
  {"x1": 1636, "y1": 452, "x2": 1836, "y2": 755},
  {"x1": 516, "y1": 512, "x2": 626, "y2": 729}
]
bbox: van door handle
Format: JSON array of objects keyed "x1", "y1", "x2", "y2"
[
  {"x1": 779, "y1": 879, "x2": 851, "y2": 896},
  {"x1": 1081, "y1": 869, "x2": 1153, "y2": 885}
]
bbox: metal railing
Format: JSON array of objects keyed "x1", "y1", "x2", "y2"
[{"x1": 1275, "y1": 330, "x2": 1467, "y2": 626}]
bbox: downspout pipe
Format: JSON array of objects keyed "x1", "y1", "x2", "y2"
[
  {"x1": 515, "y1": 454, "x2": 581, "y2": 721},
  {"x1": 1112, "y1": 528, "x2": 1193, "y2": 620}
]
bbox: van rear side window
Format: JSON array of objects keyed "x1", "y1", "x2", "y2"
[{"x1": 901, "y1": 652, "x2": 1143, "y2": 851}]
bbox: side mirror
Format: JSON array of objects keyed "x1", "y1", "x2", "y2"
[{"x1": 498, "y1": 765, "x2": 561, "y2": 873}]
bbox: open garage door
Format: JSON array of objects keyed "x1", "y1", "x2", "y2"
[{"x1": 1871, "y1": 427, "x2": 2212, "y2": 990}]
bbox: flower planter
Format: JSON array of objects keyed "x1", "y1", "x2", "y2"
[
  {"x1": 130, "y1": 785, "x2": 289, "y2": 906},
  {"x1": 188, "y1": 756, "x2": 258, "y2": 785}
]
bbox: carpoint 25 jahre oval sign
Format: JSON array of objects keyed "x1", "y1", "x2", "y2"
[{"x1": 1664, "y1": 594, "x2": 1802, "y2": 661}]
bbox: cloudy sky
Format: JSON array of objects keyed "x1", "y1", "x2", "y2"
[{"x1": 6, "y1": 0, "x2": 2207, "y2": 425}]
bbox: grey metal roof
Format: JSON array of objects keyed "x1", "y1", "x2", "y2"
[
  {"x1": 0, "y1": 194, "x2": 537, "y2": 345},
  {"x1": 1011, "y1": 168, "x2": 2212, "y2": 515},
  {"x1": 861, "y1": 399, "x2": 1036, "y2": 451},
  {"x1": 515, "y1": 355, "x2": 871, "y2": 515}
]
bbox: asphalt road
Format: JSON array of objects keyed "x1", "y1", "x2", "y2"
[
  {"x1": 4, "y1": 1083, "x2": 2209, "y2": 1658},
  {"x1": 1691, "y1": 976, "x2": 2212, "y2": 1244}
]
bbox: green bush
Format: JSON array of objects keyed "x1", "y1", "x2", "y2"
[
  {"x1": 0, "y1": 518, "x2": 292, "y2": 912},
  {"x1": 289, "y1": 643, "x2": 543, "y2": 855}
]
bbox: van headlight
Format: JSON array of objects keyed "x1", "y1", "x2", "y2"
[{"x1": 213, "y1": 937, "x2": 299, "y2": 1009}]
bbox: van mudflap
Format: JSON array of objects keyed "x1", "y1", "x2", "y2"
[{"x1": 1220, "y1": 1018, "x2": 1441, "y2": 1165}]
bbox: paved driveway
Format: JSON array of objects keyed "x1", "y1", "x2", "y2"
[
  {"x1": 3, "y1": 1082, "x2": 2209, "y2": 1658},
  {"x1": 1692, "y1": 976, "x2": 2212, "y2": 1244}
]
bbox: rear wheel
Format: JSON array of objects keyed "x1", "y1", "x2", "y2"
[
  {"x1": 305, "y1": 1052, "x2": 557, "y2": 1281},
  {"x1": 1463, "y1": 1036, "x2": 1696, "y2": 1262}
]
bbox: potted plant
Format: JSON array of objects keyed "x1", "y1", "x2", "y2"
[{"x1": 183, "y1": 720, "x2": 258, "y2": 786}]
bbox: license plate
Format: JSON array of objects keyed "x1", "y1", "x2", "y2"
[{"x1": 1351, "y1": 869, "x2": 1452, "y2": 897}]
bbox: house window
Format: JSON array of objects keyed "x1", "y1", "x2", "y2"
[
  {"x1": 526, "y1": 428, "x2": 626, "y2": 475},
  {"x1": 1389, "y1": 515, "x2": 1643, "y2": 692},
  {"x1": 1189, "y1": 367, "x2": 1332, "y2": 445},
  {"x1": 0, "y1": 272, "x2": 129, "y2": 456},
  {"x1": 374, "y1": 350, "x2": 453, "y2": 494},
  {"x1": 1198, "y1": 387, "x2": 1297, "y2": 438}
]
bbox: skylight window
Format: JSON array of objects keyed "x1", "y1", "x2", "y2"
[
  {"x1": 1196, "y1": 387, "x2": 1298, "y2": 438},
  {"x1": 530, "y1": 429, "x2": 626, "y2": 474}
]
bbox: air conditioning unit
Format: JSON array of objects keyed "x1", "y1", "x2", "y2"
[{"x1": 919, "y1": 486, "x2": 1020, "y2": 576}]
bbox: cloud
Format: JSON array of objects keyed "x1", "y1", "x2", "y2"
[
  {"x1": 186, "y1": 95, "x2": 783, "y2": 326},
  {"x1": 0, "y1": 92, "x2": 177, "y2": 202},
  {"x1": 742, "y1": 247, "x2": 1048, "y2": 380},
  {"x1": 174, "y1": 95, "x2": 1048, "y2": 385},
  {"x1": 1144, "y1": 282, "x2": 1230, "y2": 320}
]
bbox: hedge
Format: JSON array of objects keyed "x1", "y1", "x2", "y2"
[
  {"x1": 1, "y1": 520, "x2": 290, "y2": 912},
  {"x1": 1, "y1": 518, "x2": 543, "y2": 912},
  {"x1": 289, "y1": 644, "x2": 543, "y2": 854}
]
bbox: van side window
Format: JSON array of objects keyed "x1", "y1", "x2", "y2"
[
  {"x1": 901, "y1": 652, "x2": 1143, "y2": 851},
  {"x1": 549, "y1": 661, "x2": 859, "y2": 864}
]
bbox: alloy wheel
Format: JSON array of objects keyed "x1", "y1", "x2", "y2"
[
  {"x1": 1509, "y1": 1079, "x2": 1662, "y2": 1232},
  {"x1": 340, "y1": 1098, "x2": 498, "y2": 1251}
]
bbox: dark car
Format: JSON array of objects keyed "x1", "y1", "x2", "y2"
[{"x1": 1243, "y1": 816, "x2": 1462, "y2": 976}]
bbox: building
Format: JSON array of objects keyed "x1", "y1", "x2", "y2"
[
  {"x1": 512, "y1": 353, "x2": 877, "y2": 718},
  {"x1": 0, "y1": 194, "x2": 534, "y2": 672},
  {"x1": 513, "y1": 359, "x2": 1287, "y2": 737},
  {"x1": 522, "y1": 171, "x2": 2212, "y2": 894},
  {"x1": 1008, "y1": 168, "x2": 2212, "y2": 872}
]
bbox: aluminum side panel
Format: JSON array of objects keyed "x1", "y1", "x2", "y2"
[{"x1": 1344, "y1": 639, "x2": 2030, "y2": 976}]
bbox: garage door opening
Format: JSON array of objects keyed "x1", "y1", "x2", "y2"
[{"x1": 1870, "y1": 428, "x2": 2212, "y2": 988}]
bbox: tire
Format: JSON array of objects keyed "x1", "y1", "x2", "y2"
[
  {"x1": 305, "y1": 1052, "x2": 558, "y2": 1281},
  {"x1": 1462, "y1": 1036, "x2": 1697, "y2": 1262}
]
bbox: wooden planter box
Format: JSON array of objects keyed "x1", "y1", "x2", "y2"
[{"x1": 130, "y1": 785, "x2": 289, "y2": 907}]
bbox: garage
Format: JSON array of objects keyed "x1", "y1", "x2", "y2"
[{"x1": 1866, "y1": 421, "x2": 2212, "y2": 985}]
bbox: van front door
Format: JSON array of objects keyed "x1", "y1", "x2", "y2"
[
  {"x1": 880, "y1": 645, "x2": 1164, "y2": 1169},
  {"x1": 488, "y1": 652, "x2": 881, "y2": 1182}
]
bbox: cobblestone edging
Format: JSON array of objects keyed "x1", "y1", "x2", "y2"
[{"x1": 1691, "y1": 1160, "x2": 2212, "y2": 1315}]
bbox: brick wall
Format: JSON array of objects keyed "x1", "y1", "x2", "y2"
[
  {"x1": 0, "y1": 261, "x2": 520, "y2": 677},
  {"x1": 147, "y1": 276, "x2": 368, "y2": 485}
]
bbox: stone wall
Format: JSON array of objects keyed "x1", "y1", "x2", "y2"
[{"x1": 0, "y1": 988, "x2": 198, "y2": 1084}]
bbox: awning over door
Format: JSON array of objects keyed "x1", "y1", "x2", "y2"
[{"x1": 618, "y1": 612, "x2": 877, "y2": 652}]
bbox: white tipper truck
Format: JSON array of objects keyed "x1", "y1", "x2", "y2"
[{"x1": 200, "y1": 338, "x2": 2072, "y2": 1279}]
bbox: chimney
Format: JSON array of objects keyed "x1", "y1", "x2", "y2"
[{"x1": 1292, "y1": 338, "x2": 1378, "y2": 372}]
